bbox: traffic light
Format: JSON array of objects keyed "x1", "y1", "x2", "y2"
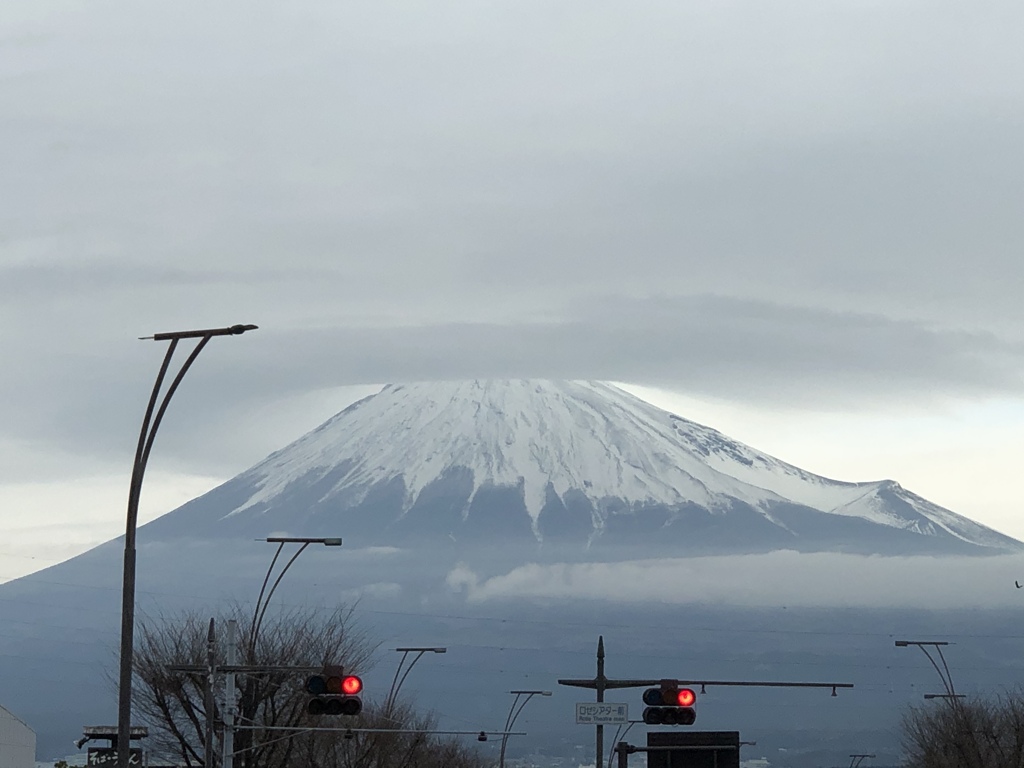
[
  {"x1": 642, "y1": 681, "x2": 697, "y2": 725},
  {"x1": 306, "y1": 671, "x2": 363, "y2": 716}
]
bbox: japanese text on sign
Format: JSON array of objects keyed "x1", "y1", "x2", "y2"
[{"x1": 575, "y1": 702, "x2": 628, "y2": 724}]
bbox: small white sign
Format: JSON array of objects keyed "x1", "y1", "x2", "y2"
[{"x1": 576, "y1": 702, "x2": 629, "y2": 724}]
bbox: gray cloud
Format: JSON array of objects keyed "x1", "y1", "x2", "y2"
[
  {"x1": 1, "y1": 295, "x2": 1021, "y2": 482},
  {"x1": 3, "y1": 0, "x2": 1024, "y2": 485}
]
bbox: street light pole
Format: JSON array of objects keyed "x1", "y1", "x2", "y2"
[
  {"x1": 249, "y1": 537, "x2": 343, "y2": 654},
  {"x1": 894, "y1": 640, "x2": 957, "y2": 698},
  {"x1": 386, "y1": 647, "x2": 447, "y2": 713},
  {"x1": 498, "y1": 690, "x2": 551, "y2": 768},
  {"x1": 116, "y1": 324, "x2": 257, "y2": 768},
  {"x1": 227, "y1": 536, "x2": 343, "y2": 768}
]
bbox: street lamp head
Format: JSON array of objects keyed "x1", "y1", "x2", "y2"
[
  {"x1": 143, "y1": 324, "x2": 259, "y2": 341},
  {"x1": 262, "y1": 537, "x2": 344, "y2": 546},
  {"x1": 895, "y1": 640, "x2": 949, "y2": 647}
]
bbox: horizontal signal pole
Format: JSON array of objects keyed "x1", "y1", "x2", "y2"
[{"x1": 559, "y1": 677, "x2": 853, "y2": 692}]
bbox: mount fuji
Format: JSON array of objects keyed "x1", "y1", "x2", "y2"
[
  {"x1": 4, "y1": 380, "x2": 1024, "y2": 762},
  {"x1": 143, "y1": 379, "x2": 1020, "y2": 556}
]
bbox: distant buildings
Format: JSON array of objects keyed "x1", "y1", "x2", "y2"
[{"x1": 0, "y1": 704, "x2": 35, "y2": 768}]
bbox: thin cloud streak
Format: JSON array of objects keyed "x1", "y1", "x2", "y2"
[{"x1": 446, "y1": 551, "x2": 1024, "y2": 609}]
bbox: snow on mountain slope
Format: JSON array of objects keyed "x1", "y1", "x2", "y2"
[
  {"x1": 232, "y1": 380, "x2": 781, "y2": 520},
  {"x1": 223, "y1": 380, "x2": 1018, "y2": 552}
]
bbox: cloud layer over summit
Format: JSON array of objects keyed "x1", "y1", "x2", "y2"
[{"x1": 3, "y1": 1, "x2": 1024, "y2": 576}]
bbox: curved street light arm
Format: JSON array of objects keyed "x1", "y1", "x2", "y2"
[
  {"x1": 917, "y1": 646, "x2": 955, "y2": 698},
  {"x1": 387, "y1": 650, "x2": 413, "y2": 711},
  {"x1": 136, "y1": 336, "x2": 211, "y2": 493},
  {"x1": 251, "y1": 542, "x2": 309, "y2": 654},
  {"x1": 499, "y1": 694, "x2": 525, "y2": 768},
  {"x1": 934, "y1": 645, "x2": 956, "y2": 697},
  {"x1": 500, "y1": 692, "x2": 549, "y2": 768},
  {"x1": 123, "y1": 339, "x2": 178, "y2": 548},
  {"x1": 249, "y1": 542, "x2": 285, "y2": 652},
  {"x1": 608, "y1": 721, "x2": 639, "y2": 768},
  {"x1": 388, "y1": 650, "x2": 429, "y2": 711}
]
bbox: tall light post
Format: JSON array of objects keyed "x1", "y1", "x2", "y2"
[
  {"x1": 499, "y1": 690, "x2": 551, "y2": 768},
  {"x1": 249, "y1": 536, "x2": 343, "y2": 653},
  {"x1": 849, "y1": 754, "x2": 875, "y2": 768},
  {"x1": 895, "y1": 640, "x2": 957, "y2": 699},
  {"x1": 117, "y1": 323, "x2": 257, "y2": 768},
  {"x1": 224, "y1": 536, "x2": 344, "y2": 768},
  {"x1": 386, "y1": 647, "x2": 447, "y2": 712}
]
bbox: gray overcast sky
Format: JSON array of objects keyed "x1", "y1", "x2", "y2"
[{"x1": 2, "y1": 0, "x2": 1024, "y2": 581}]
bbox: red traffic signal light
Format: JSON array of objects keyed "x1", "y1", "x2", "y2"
[
  {"x1": 642, "y1": 684, "x2": 697, "y2": 726},
  {"x1": 306, "y1": 672, "x2": 363, "y2": 717}
]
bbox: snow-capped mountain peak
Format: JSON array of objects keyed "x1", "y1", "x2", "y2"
[{"x1": 211, "y1": 380, "x2": 1020, "y2": 555}]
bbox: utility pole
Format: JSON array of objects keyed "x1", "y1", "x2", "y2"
[
  {"x1": 558, "y1": 637, "x2": 656, "y2": 768},
  {"x1": 205, "y1": 618, "x2": 217, "y2": 768},
  {"x1": 223, "y1": 620, "x2": 237, "y2": 768},
  {"x1": 596, "y1": 637, "x2": 604, "y2": 768},
  {"x1": 167, "y1": 654, "x2": 323, "y2": 767}
]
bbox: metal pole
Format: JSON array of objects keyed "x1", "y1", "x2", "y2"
[
  {"x1": 116, "y1": 324, "x2": 256, "y2": 768},
  {"x1": 386, "y1": 648, "x2": 447, "y2": 713},
  {"x1": 498, "y1": 693, "x2": 521, "y2": 768},
  {"x1": 387, "y1": 650, "x2": 417, "y2": 712},
  {"x1": 616, "y1": 742, "x2": 628, "y2": 768},
  {"x1": 499, "y1": 691, "x2": 550, "y2": 768},
  {"x1": 896, "y1": 641, "x2": 957, "y2": 700},
  {"x1": 205, "y1": 618, "x2": 217, "y2": 768},
  {"x1": 223, "y1": 620, "x2": 237, "y2": 768},
  {"x1": 237, "y1": 537, "x2": 341, "y2": 767},
  {"x1": 596, "y1": 636, "x2": 605, "y2": 768},
  {"x1": 116, "y1": 339, "x2": 177, "y2": 768}
]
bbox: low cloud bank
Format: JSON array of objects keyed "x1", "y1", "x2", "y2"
[{"x1": 446, "y1": 551, "x2": 1024, "y2": 608}]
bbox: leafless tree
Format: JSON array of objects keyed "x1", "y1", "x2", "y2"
[
  {"x1": 901, "y1": 691, "x2": 1024, "y2": 768},
  {"x1": 129, "y1": 604, "x2": 482, "y2": 768}
]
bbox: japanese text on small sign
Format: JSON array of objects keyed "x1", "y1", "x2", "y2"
[{"x1": 575, "y1": 702, "x2": 628, "y2": 724}]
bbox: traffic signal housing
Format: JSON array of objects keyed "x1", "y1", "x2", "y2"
[
  {"x1": 642, "y1": 682, "x2": 697, "y2": 725},
  {"x1": 306, "y1": 671, "x2": 362, "y2": 716}
]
